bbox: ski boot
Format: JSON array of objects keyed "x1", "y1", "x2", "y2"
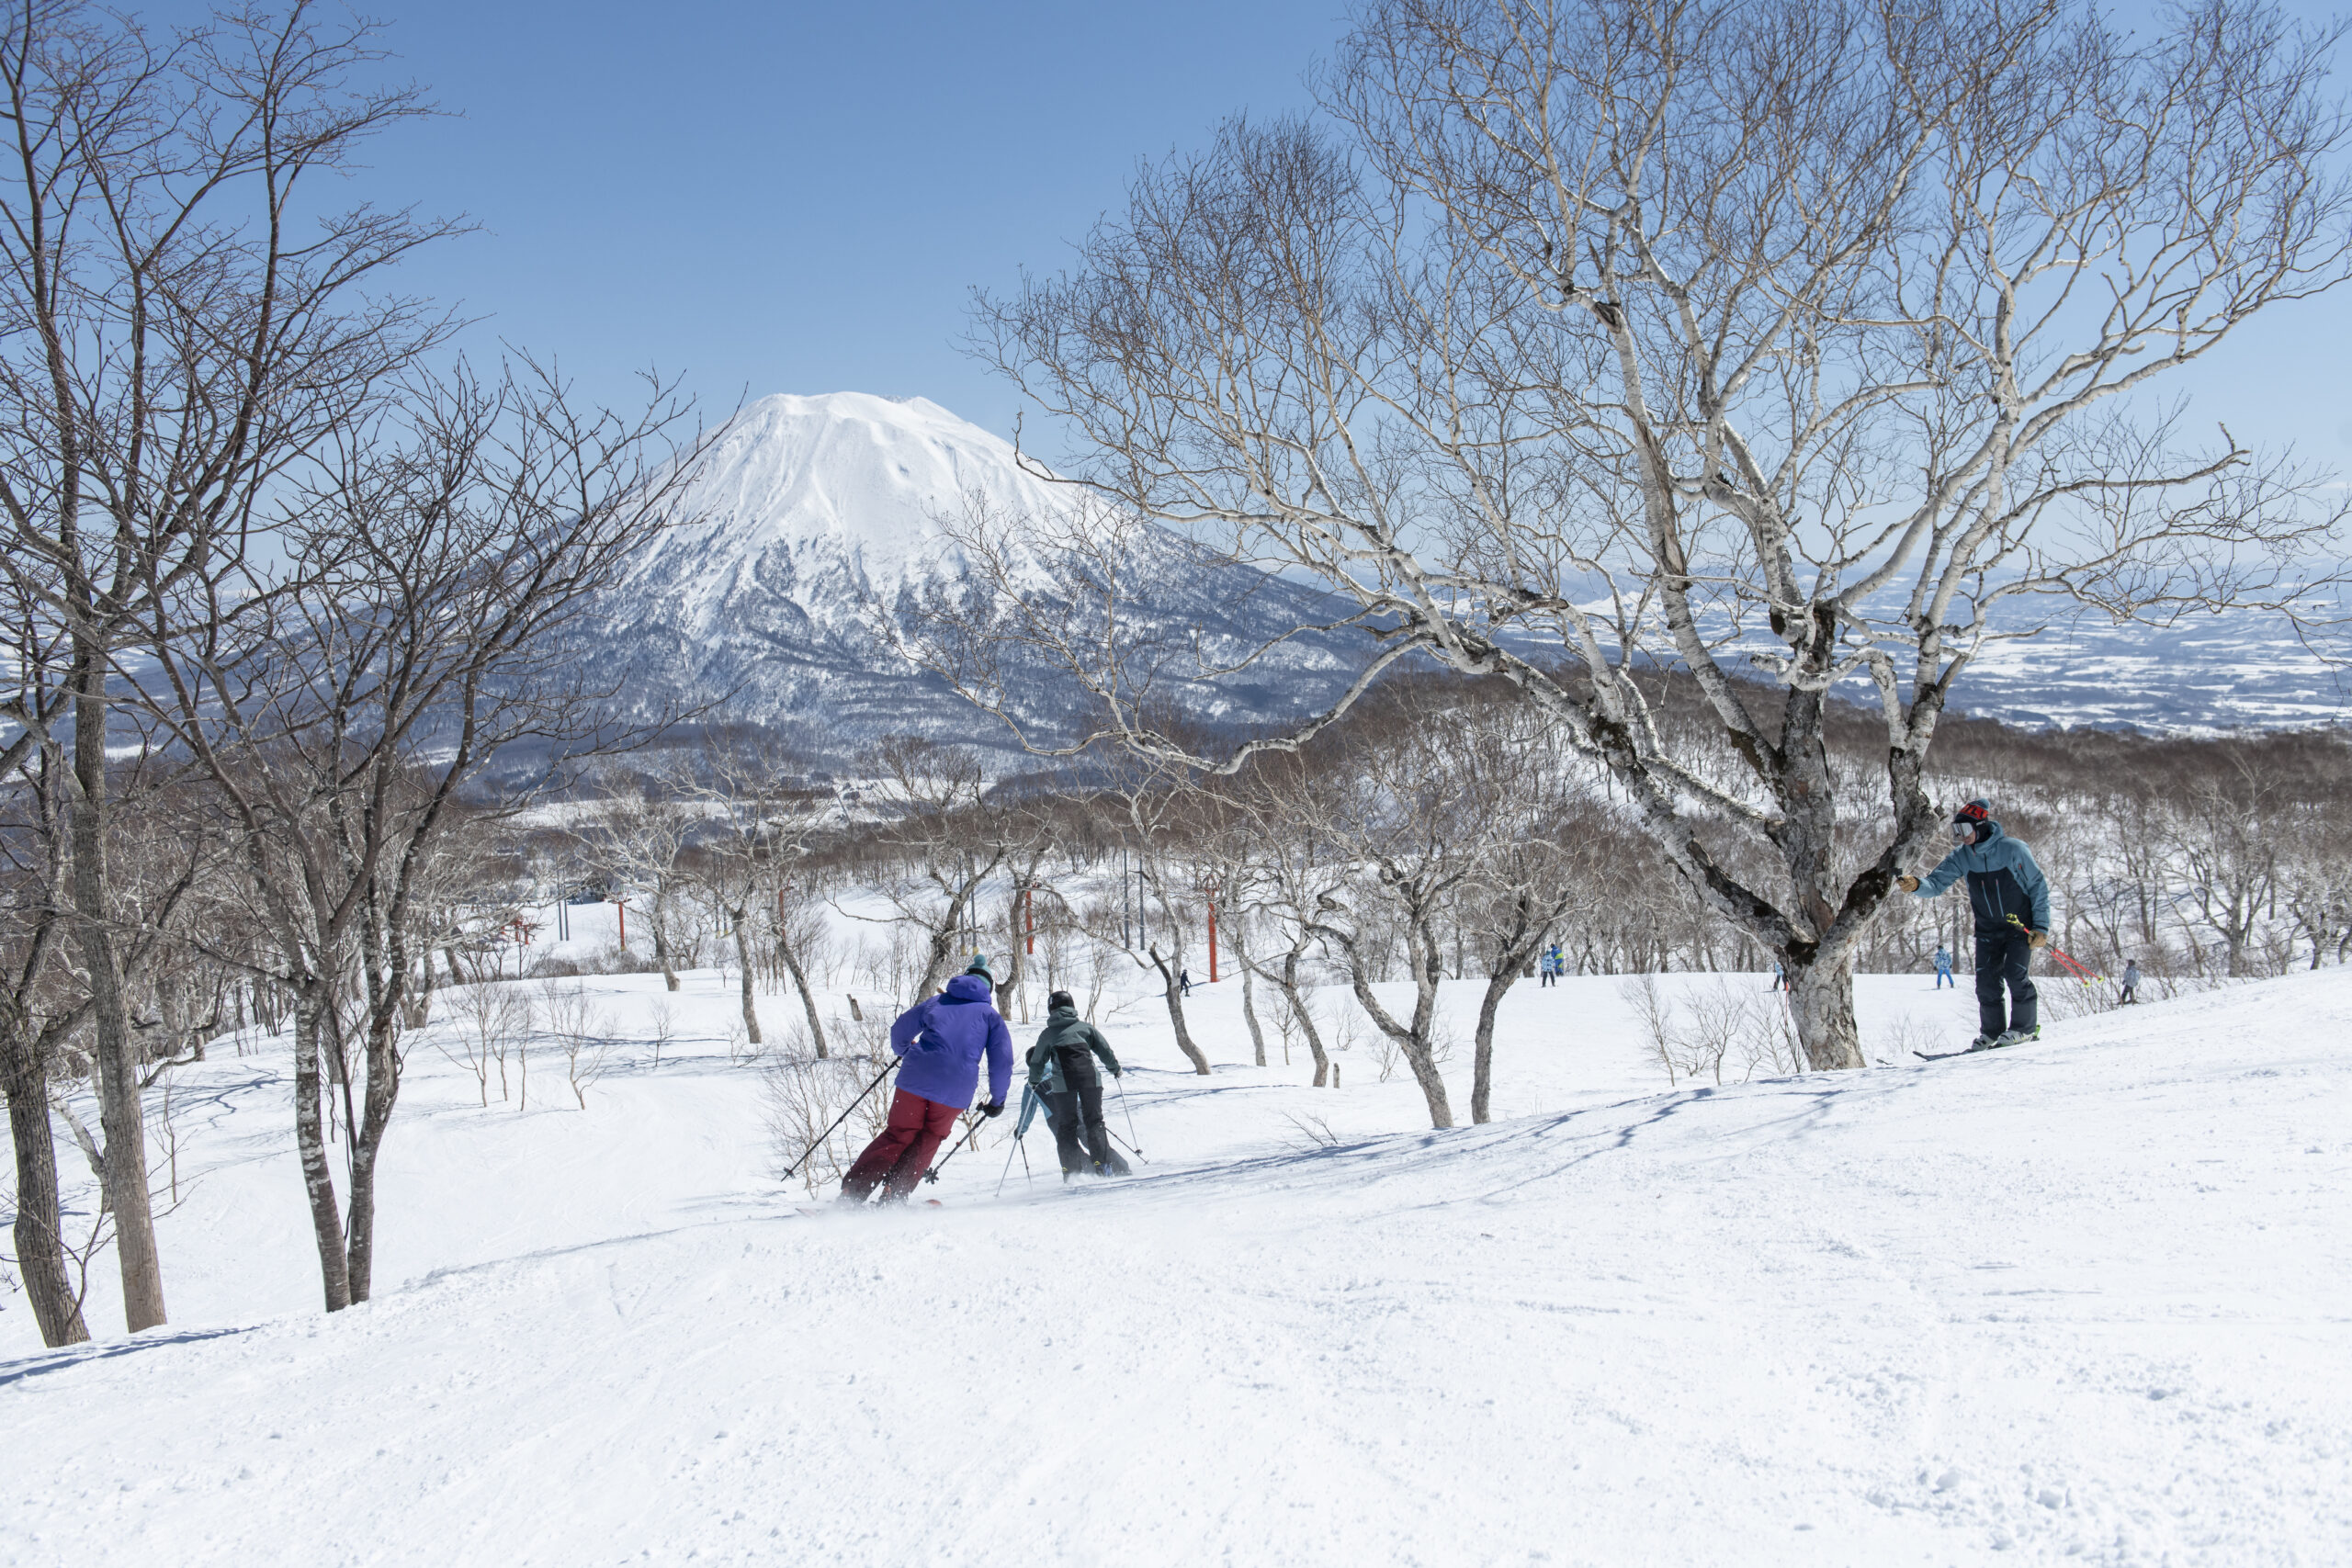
[
  {"x1": 1964, "y1": 1033, "x2": 2001, "y2": 1053},
  {"x1": 1994, "y1": 1026, "x2": 2040, "y2": 1048}
]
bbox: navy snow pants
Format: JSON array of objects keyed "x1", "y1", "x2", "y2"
[{"x1": 1973, "y1": 928, "x2": 2039, "y2": 1038}]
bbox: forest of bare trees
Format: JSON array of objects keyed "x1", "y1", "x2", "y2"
[{"x1": 0, "y1": 2, "x2": 708, "y2": 1342}]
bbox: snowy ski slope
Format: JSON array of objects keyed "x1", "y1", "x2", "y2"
[{"x1": 4, "y1": 964, "x2": 2348, "y2": 1566}]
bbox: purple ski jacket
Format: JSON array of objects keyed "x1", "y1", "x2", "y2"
[{"x1": 888, "y1": 974, "x2": 1013, "y2": 1111}]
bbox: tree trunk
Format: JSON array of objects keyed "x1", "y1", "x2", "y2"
[
  {"x1": 1280, "y1": 949, "x2": 1330, "y2": 1088},
  {"x1": 1230, "y1": 926, "x2": 1268, "y2": 1066},
  {"x1": 0, "y1": 1014, "x2": 90, "y2": 1346},
  {"x1": 292, "y1": 992, "x2": 353, "y2": 1311},
  {"x1": 1469, "y1": 964, "x2": 1521, "y2": 1124},
  {"x1": 1148, "y1": 947, "x2": 1211, "y2": 1074},
  {"x1": 777, "y1": 923, "x2": 829, "y2": 1059},
  {"x1": 1784, "y1": 953, "x2": 1859, "y2": 1071},
  {"x1": 997, "y1": 881, "x2": 1026, "y2": 1021},
  {"x1": 1321, "y1": 914, "x2": 1453, "y2": 1128},
  {"x1": 67, "y1": 660, "x2": 165, "y2": 1332},
  {"x1": 653, "y1": 891, "x2": 680, "y2": 992},
  {"x1": 915, "y1": 894, "x2": 975, "y2": 1003},
  {"x1": 1343, "y1": 965, "x2": 1453, "y2": 1129},
  {"x1": 730, "y1": 908, "x2": 762, "y2": 1045},
  {"x1": 344, "y1": 1009, "x2": 403, "y2": 1303}
]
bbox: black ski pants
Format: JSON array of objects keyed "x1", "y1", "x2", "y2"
[
  {"x1": 1973, "y1": 928, "x2": 2039, "y2": 1038},
  {"x1": 1045, "y1": 1078, "x2": 1125, "y2": 1176}
]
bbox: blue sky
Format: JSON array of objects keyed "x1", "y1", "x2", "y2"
[
  {"x1": 174, "y1": 0, "x2": 2352, "y2": 471},
  {"x1": 292, "y1": 0, "x2": 1340, "y2": 438}
]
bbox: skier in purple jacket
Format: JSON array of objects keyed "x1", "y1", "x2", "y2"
[{"x1": 839, "y1": 955, "x2": 1014, "y2": 1203}]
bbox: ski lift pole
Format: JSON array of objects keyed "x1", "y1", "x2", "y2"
[{"x1": 781, "y1": 1059, "x2": 895, "y2": 1179}]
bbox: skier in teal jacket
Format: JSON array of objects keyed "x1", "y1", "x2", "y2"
[
  {"x1": 1901, "y1": 799, "x2": 2052, "y2": 1049},
  {"x1": 1026, "y1": 991, "x2": 1128, "y2": 1178}
]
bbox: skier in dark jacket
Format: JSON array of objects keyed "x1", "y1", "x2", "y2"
[
  {"x1": 839, "y1": 955, "x2": 1013, "y2": 1202},
  {"x1": 1900, "y1": 800, "x2": 2052, "y2": 1049},
  {"x1": 1026, "y1": 991, "x2": 1128, "y2": 1179}
]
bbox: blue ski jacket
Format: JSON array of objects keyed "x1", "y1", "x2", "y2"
[
  {"x1": 888, "y1": 974, "x2": 1013, "y2": 1111},
  {"x1": 1914, "y1": 820, "x2": 2052, "y2": 935}
]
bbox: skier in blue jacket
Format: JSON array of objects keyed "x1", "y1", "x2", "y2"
[
  {"x1": 1900, "y1": 800, "x2": 2052, "y2": 1050},
  {"x1": 839, "y1": 955, "x2": 1014, "y2": 1202}
]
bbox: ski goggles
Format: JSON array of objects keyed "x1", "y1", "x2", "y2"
[{"x1": 1950, "y1": 821, "x2": 1977, "y2": 844}]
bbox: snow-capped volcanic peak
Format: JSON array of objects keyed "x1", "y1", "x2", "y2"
[
  {"x1": 624, "y1": 392, "x2": 1069, "y2": 633},
  {"x1": 580, "y1": 389, "x2": 1369, "y2": 758}
]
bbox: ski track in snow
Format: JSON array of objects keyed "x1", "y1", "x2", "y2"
[{"x1": 4, "y1": 962, "x2": 2349, "y2": 1566}]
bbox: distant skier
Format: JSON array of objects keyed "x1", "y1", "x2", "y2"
[
  {"x1": 1770, "y1": 960, "x2": 1790, "y2": 992},
  {"x1": 1027, "y1": 990, "x2": 1129, "y2": 1179},
  {"x1": 1932, "y1": 943, "x2": 1954, "y2": 989},
  {"x1": 2120, "y1": 959, "x2": 2141, "y2": 1006},
  {"x1": 1179, "y1": 967, "x2": 1193, "y2": 998},
  {"x1": 838, "y1": 955, "x2": 1012, "y2": 1203},
  {"x1": 1899, "y1": 800, "x2": 2052, "y2": 1050}
]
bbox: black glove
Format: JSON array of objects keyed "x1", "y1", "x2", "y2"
[{"x1": 980, "y1": 1100, "x2": 1005, "y2": 1118}]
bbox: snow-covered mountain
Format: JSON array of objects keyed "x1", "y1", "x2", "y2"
[
  {"x1": 592, "y1": 392, "x2": 1368, "y2": 760},
  {"x1": 586, "y1": 393, "x2": 2342, "y2": 761}
]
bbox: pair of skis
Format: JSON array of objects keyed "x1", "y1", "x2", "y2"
[{"x1": 1912, "y1": 1042, "x2": 2007, "y2": 1062}]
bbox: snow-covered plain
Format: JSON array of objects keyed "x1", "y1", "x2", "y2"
[{"x1": 6, "y1": 953, "x2": 2349, "y2": 1566}]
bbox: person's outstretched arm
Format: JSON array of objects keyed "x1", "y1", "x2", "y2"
[{"x1": 1907, "y1": 842, "x2": 1974, "y2": 897}]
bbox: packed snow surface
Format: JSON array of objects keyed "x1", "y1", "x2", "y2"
[{"x1": 6, "y1": 958, "x2": 2349, "y2": 1565}]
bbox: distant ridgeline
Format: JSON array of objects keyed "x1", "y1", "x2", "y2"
[{"x1": 565, "y1": 395, "x2": 2342, "y2": 765}]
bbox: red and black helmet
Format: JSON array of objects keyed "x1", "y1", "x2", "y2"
[{"x1": 1954, "y1": 799, "x2": 1992, "y2": 825}]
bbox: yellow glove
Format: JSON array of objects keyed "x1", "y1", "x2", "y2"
[{"x1": 1897, "y1": 874, "x2": 1920, "y2": 893}]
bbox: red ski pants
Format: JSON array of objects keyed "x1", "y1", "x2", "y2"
[{"x1": 841, "y1": 1089, "x2": 962, "y2": 1201}]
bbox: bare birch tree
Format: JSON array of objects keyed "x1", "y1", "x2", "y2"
[
  {"x1": 966, "y1": 0, "x2": 2352, "y2": 1069},
  {"x1": 857, "y1": 737, "x2": 1037, "y2": 1005},
  {"x1": 137, "y1": 360, "x2": 706, "y2": 1311},
  {"x1": 0, "y1": 0, "x2": 460, "y2": 1329}
]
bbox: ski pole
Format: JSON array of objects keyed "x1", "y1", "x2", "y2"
[
  {"x1": 922, "y1": 1110, "x2": 989, "y2": 1185},
  {"x1": 2049, "y1": 946, "x2": 2098, "y2": 982},
  {"x1": 1114, "y1": 1073, "x2": 1146, "y2": 1162},
  {"x1": 995, "y1": 1133, "x2": 1020, "y2": 1197},
  {"x1": 2009, "y1": 913, "x2": 2098, "y2": 982},
  {"x1": 781, "y1": 1059, "x2": 893, "y2": 1179}
]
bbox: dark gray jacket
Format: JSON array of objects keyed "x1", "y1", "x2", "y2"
[{"x1": 1026, "y1": 1007, "x2": 1121, "y2": 1096}]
